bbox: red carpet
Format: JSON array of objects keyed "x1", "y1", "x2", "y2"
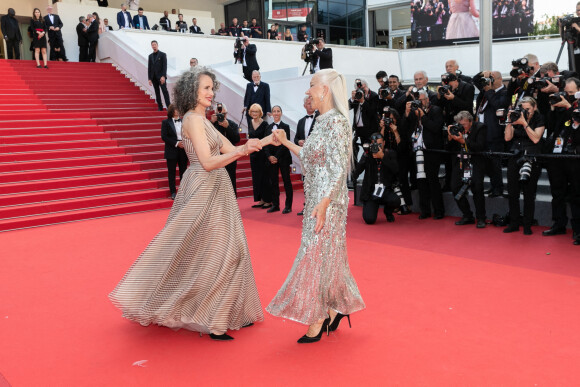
[{"x1": 1, "y1": 192, "x2": 579, "y2": 386}]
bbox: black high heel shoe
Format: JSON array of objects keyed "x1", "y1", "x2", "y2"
[
  {"x1": 328, "y1": 313, "x2": 351, "y2": 332},
  {"x1": 297, "y1": 318, "x2": 330, "y2": 344},
  {"x1": 209, "y1": 333, "x2": 234, "y2": 341}
]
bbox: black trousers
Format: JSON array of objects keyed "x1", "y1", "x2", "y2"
[
  {"x1": 225, "y1": 161, "x2": 237, "y2": 197},
  {"x1": 250, "y1": 153, "x2": 272, "y2": 202},
  {"x1": 152, "y1": 77, "x2": 171, "y2": 110},
  {"x1": 268, "y1": 159, "x2": 293, "y2": 209},
  {"x1": 485, "y1": 141, "x2": 504, "y2": 194},
  {"x1": 451, "y1": 157, "x2": 486, "y2": 220},
  {"x1": 88, "y1": 40, "x2": 97, "y2": 62},
  {"x1": 506, "y1": 156, "x2": 541, "y2": 227},
  {"x1": 397, "y1": 153, "x2": 412, "y2": 205},
  {"x1": 242, "y1": 66, "x2": 253, "y2": 82},
  {"x1": 547, "y1": 158, "x2": 580, "y2": 233},
  {"x1": 166, "y1": 148, "x2": 188, "y2": 194},
  {"x1": 417, "y1": 152, "x2": 444, "y2": 216},
  {"x1": 6, "y1": 38, "x2": 21, "y2": 59},
  {"x1": 362, "y1": 200, "x2": 389, "y2": 224},
  {"x1": 78, "y1": 45, "x2": 89, "y2": 62}
]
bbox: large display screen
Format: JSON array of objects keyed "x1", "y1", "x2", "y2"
[{"x1": 411, "y1": 0, "x2": 535, "y2": 47}]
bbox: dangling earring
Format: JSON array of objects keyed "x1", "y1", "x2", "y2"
[{"x1": 320, "y1": 94, "x2": 324, "y2": 102}]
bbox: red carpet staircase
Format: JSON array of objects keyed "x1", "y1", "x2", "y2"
[{"x1": 0, "y1": 60, "x2": 302, "y2": 232}]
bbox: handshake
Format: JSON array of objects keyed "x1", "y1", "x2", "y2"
[{"x1": 241, "y1": 129, "x2": 286, "y2": 156}]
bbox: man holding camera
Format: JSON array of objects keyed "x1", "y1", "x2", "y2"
[
  {"x1": 561, "y1": 4, "x2": 580, "y2": 73},
  {"x1": 350, "y1": 78, "x2": 379, "y2": 156},
  {"x1": 353, "y1": 133, "x2": 400, "y2": 224},
  {"x1": 543, "y1": 77, "x2": 580, "y2": 245},
  {"x1": 474, "y1": 70, "x2": 509, "y2": 197},
  {"x1": 447, "y1": 111, "x2": 487, "y2": 228},
  {"x1": 376, "y1": 71, "x2": 404, "y2": 115},
  {"x1": 234, "y1": 36, "x2": 259, "y2": 82},
  {"x1": 445, "y1": 60, "x2": 472, "y2": 84},
  {"x1": 403, "y1": 90, "x2": 445, "y2": 219},
  {"x1": 396, "y1": 71, "x2": 438, "y2": 113},
  {"x1": 211, "y1": 103, "x2": 241, "y2": 195},
  {"x1": 507, "y1": 54, "x2": 541, "y2": 105},
  {"x1": 311, "y1": 38, "x2": 332, "y2": 72}
]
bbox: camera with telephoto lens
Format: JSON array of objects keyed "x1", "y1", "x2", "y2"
[
  {"x1": 438, "y1": 85, "x2": 451, "y2": 96},
  {"x1": 455, "y1": 176, "x2": 471, "y2": 201},
  {"x1": 510, "y1": 58, "x2": 533, "y2": 78},
  {"x1": 216, "y1": 103, "x2": 225, "y2": 122},
  {"x1": 508, "y1": 106, "x2": 528, "y2": 123},
  {"x1": 528, "y1": 75, "x2": 562, "y2": 90},
  {"x1": 354, "y1": 79, "x2": 364, "y2": 100},
  {"x1": 549, "y1": 91, "x2": 568, "y2": 105},
  {"x1": 234, "y1": 37, "x2": 245, "y2": 62},
  {"x1": 362, "y1": 142, "x2": 382, "y2": 155},
  {"x1": 516, "y1": 152, "x2": 535, "y2": 183},
  {"x1": 379, "y1": 87, "x2": 392, "y2": 99},
  {"x1": 410, "y1": 99, "x2": 422, "y2": 112},
  {"x1": 448, "y1": 122, "x2": 465, "y2": 137},
  {"x1": 302, "y1": 38, "x2": 319, "y2": 63},
  {"x1": 496, "y1": 108, "x2": 509, "y2": 125},
  {"x1": 559, "y1": 15, "x2": 580, "y2": 42},
  {"x1": 381, "y1": 113, "x2": 392, "y2": 125},
  {"x1": 474, "y1": 74, "x2": 495, "y2": 90}
]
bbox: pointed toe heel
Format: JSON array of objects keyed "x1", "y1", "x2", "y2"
[{"x1": 328, "y1": 313, "x2": 351, "y2": 332}]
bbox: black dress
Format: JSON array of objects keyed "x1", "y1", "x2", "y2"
[
  {"x1": 247, "y1": 120, "x2": 272, "y2": 203},
  {"x1": 30, "y1": 18, "x2": 47, "y2": 49}
]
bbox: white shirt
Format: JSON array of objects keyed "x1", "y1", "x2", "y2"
[
  {"x1": 304, "y1": 115, "x2": 314, "y2": 139},
  {"x1": 354, "y1": 101, "x2": 364, "y2": 127},
  {"x1": 174, "y1": 119, "x2": 182, "y2": 145},
  {"x1": 242, "y1": 47, "x2": 247, "y2": 67},
  {"x1": 48, "y1": 14, "x2": 54, "y2": 24},
  {"x1": 123, "y1": 12, "x2": 130, "y2": 28},
  {"x1": 253, "y1": 82, "x2": 259, "y2": 92}
]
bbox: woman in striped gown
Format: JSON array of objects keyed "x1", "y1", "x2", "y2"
[{"x1": 109, "y1": 66, "x2": 274, "y2": 340}]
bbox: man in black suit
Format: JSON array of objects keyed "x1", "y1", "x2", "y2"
[
  {"x1": 1, "y1": 8, "x2": 22, "y2": 59},
  {"x1": 132, "y1": 8, "x2": 150, "y2": 30},
  {"x1": 264, "y1": 106, "x2": 293, "y2": 214},
  {"x1": 87, "y1": 14, "x2": 99, "y2": 63},
  {"x1": 161, "y1": 104, "x2": 187, "y2": 200},
  {"x1": 234, "y1": 36, "x2": 259, "y2": 82},
  {"x1": 159, "y1": 11, "x2": 171, "y2": 31},
  {"x1": 311, "y1": 38, "x2": 332, "y2": 72},
  {"x1": 148, "y1": 40, "x2": 171, "y2": 111},
  {"x1": 189, "y1": 18, "x2": 202, "y2": 34},
  {"x1": 474, "y1": 70, "x2": 509, "y2": 197},
  {"x1": 376, "y1": 71, "x2": 405, "y2": 115},
  {"x1": 44, "y1": 5, "x2": 68, "y2": 61},
  {"x1": 97, "y1": 0, "x2": 109, "y2": 7},
  {"x1": 349, "y1": 78, "x2": 379, "y2": 153},
  {"x1": 211, "y1": 103, "x2": 241, "y2": 195},
  {"x1": 76, "y1": 16, "x2": 89, "y2": 62},
  {"x1": 243, "y1": 70, "x2": 271, "y2": 128},
  {"x1": 294, "y1": 96, "x2": 318, "y2": 215}
]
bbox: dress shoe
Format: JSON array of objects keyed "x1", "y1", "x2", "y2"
[
  {"x1": 455, "y1": 217, "x2": 475, "y2": 226},
  {"x1": 574, "y1": 232, "x2": 579, "y2": 240},
  {"x1": 542, "y1": 227, "x2": 566, "y2": 236},
  {"x1": 297, "y1": 318, "x2": 330, "y2": 344},
  {"x1": 523, "y1": 226, "x2": 533, "y2": 235},
  {"x1": 209, "y1": 333, "x2": 234, "y2": 341},
  {"x1": 399, "y1": 205, "x2": 412, "y2": 215},
  {"x1": 433, "y1": 214, "x2": 445, "y2": 220},
  {"x1": 488, "y1": 191, "x2": 503, "y2": 198},
  {"x1": 44, "y1": 65, "x2": 49, "y2": 69},
  {"x1": 282, "y1": 207, "x2": 292, "y2": 214},
  {"x1": 251, "y1": 202, "x2": 265, "y2": 208},
  {"x1": 36, "y1": 65, "x2": 41, "y2": 68},
  {"x1": 503, "y1": 225, "x2": 519, "y2": 233},
  {"x1": 170, "y1": 192, "x2": 176, "y2": 200},
  {"x1": 261, "y1": 203, "x2": 272, "y2": 209},
  {"x1": 328, "y1": 313, "x2": 351, "y2": 332},
  {"x1": 574, "y1": 239, "x2": 580, "y2": 245},
  {"x1": 476, "y1": 219, "x2": 486, "y2": 228},
  {"x1": 267, "y1": 206, "x2": 280, "y2": 213},
  {"x1": 297, "y1": 210, "x2": 304, "y2": 216},
  {"x1": 386, "y1": 213, "x2": 395, "y2": 222},
  {"x1": 158, "y1": 107, "x2": 164, "y2": 111},
  {"x1": 484, "y1": 188, "x2": 493, "y2": 195},
  {"x1": 418, "y1": 213, "x2": 431, "y2": 220}
]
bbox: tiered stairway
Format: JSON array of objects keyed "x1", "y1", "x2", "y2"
[{"x1": 0, "y1": 60, "x2": 301, "y2": 232}]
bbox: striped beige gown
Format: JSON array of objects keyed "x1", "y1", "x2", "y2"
[{"x1": 109, "y1": 112, "x2": 264, "y2": 334}]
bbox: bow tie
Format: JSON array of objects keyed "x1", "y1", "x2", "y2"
[
  {"x1": 174, "y1": 119, "x2": 181, "y2": 123},
  {"x1": 305, "y1": 115, "x2": 313, "y2": 119},
  {"x1": 254, "y1": 83, "x2": 259, "y2": 87}
]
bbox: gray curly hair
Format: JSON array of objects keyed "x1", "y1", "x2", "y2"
[{"x1": 173, "y1": 66, "x2": 220, "y2": 116}]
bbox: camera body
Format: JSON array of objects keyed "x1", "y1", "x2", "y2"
[
  {"x1": 449, "y1": 122, "x2": 465, "y2": 137},
  {"x1": 410, "y1": 99, "x2": 422, "y2": 112},
  {"x1": 362, "y1": 142, "x2": 382, "y2": 155},
  {"x1": 508, "y1": 106, "x2": 528, "y2": 123},
  {"x1": 549, "y1": 91, "x2": 568, "y2": 105},
  {"x1": 474, "y1": 75, "x2": 495, "y2": 90},
  {"x1": 438, "y1": 85, "x2": 451, "y2": 96},
  {"x1": 510, "y1": 58, "x2": 533, "y2": 78},
  {"x1": 216, "y1": 103, "x2": 225, "y2": 122},
  {"x1": 381, "y1": 113, "x2": 393, "y2": 126},
  {"x1": 379, "y1": 87, "x2": 392, "y2": 99}
]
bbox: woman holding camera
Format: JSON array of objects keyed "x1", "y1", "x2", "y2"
[{"x1": 504, "y1": 96, "x2": 545, "y2": 235}]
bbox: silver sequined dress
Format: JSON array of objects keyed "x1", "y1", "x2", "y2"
[{"x1": 266, "y1": 109, "x2": 365, "y2": 325}]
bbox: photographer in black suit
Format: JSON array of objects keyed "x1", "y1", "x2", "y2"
[
  {"x1": 294, "y1": 97, "x2": 318, "y2": 216},
  {"x1": 234, "y1": 36, "x2": 259, "y2": 82},
  {"x1": 210, "y1": 102, "x2": 241, "y2": 195},
  {"x1": 148, "y1": 40, "x2": 170, "y2": 111},
  {"x1": 353, "y1": 133, "x2": 401, "y2": 224},
  {"x1": 264, "y1": 106, "x2": 293, "y2": 214},
  {"x1": 376, "y1": 72, "x2": 404, "y2": 115},
  {"x1": 161, "y1": 104, "x2": 187, "y2": 200},
  {"x1": 447, "y1": 111, "x2": 487, "y2": 228},
  {"x1": 243, "y1": 70, "x2": 271, "y2": 128},
  {"x1": 76, "y1": 16, "x2": 89, "y2": 62},
  {"x1": 44, "y1": 6, "x2": 68, "y2": 61},
  {"x1": 311, "y1": 38, "x2": 332, "y2": 72},
  {"x1": 1, "y1": 8, "x2": 22, "y2": 59},
  {"x1": 349, "y1": 78, "x2": 379, "y2": 155}
]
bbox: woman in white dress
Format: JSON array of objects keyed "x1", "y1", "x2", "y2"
[{"x1": 446, "y1": 0, "x2": 479, "y2": 40}]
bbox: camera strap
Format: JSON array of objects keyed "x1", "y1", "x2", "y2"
[{"x1": 373, "y1": 160, "x2": 385, "y2": 198}]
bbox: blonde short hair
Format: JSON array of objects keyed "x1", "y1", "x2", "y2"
[{"x1": 249, "y1": 103, "x2": 263, "y2": 117}]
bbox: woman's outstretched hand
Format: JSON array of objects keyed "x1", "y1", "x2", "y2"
[
  {"x1": 273, "y1": 129, "x2": 287, "y2": 144},
  {"x1": 311, "y1": 198, "x2": 330, "y2": 233},
  {"x1": 243, "y1": 138, "x2": 263, "y2": 155},
  {"x1": 261, "y1": 133, "x2": 280, "y2": 147}
]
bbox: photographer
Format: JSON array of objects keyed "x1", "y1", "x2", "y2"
[
  {"x1": 350, "y1": 78, "x2": 379, "y2": 152},
  {"x1": 474, "y1": 70, "x2": 509, "y2": 197},
  {"x1": 376, "y1": 71, "x2": 404, "y2": 115},
  {"x1": 395, "y1": 71, "x2": 438, "y2": 112},
  {"x1": 504, "y1": 96, "x2": 545, "y2": 235},
  {"x1": 380, "y1": 108, "x2": 412, "y2": 214},
  {"x1": 233, "y1": 36, "x2": 259, "y2": 82},
  {"x1": 561, "y1": 3, "x2": 580, "y2": 72},
  {"x1": 543, "y1": 77, "x2": 580, "y2": 245},
  {"x1": 404, "y1": 90, "x2": 445, "y2": 219},
  {"x1": 310, "y1": 38, "x2": 332, "y2": 72},
  {"x1": 445, "y1": 59, "x2": 472, "y2": 84},
  {"x1": 210, "y1": 102, "x2": 241, "y2": 195},
  {"x1": 507, "y1": 53, "x2": 541, "y2": 105},
  {"x1": 353, "y1": 133, "x2": 401, "y2": 224},
  {"x1": 447, "y1": 111, "x2": 487, "y2": 228}
]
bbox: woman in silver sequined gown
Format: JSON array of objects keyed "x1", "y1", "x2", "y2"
[{"x1": 266, "y1": 69, "x2": 365, "y2": 343}]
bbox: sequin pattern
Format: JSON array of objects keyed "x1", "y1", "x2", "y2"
[{"x1": 266, "y1": 109, "x2": 365, "y2": 325}]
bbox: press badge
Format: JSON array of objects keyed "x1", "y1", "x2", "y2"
[
  {"x1": 553, "y1": 137, "x2": 564, "y2": 153},
  {"x1": 463, "y1": 169, "x2": 472, "y2": 179},
  {"x1": 373, "y1": 183, "x2": 385, "y2": 198}
]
